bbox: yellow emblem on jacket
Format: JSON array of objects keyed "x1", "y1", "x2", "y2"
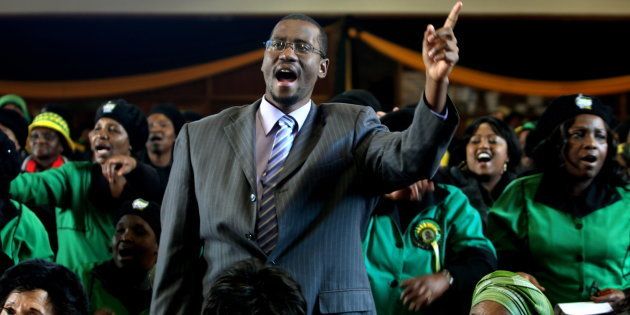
[{"x1": 412, "y1": 219, "x2": 443, "y2": 272}]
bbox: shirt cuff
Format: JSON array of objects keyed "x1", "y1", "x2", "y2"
[
  {"x1": 430, "y1": 107, "x2": 448, "y2": 120},
  {"x1": 423, "y1": 92, "x2": 449, "y2": 120}
]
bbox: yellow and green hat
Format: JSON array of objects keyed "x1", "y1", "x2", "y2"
[{"x1": 28, "y1": 111, "x2": 75, "y2": 152}]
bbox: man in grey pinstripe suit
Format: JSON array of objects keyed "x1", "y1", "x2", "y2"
[{"x1": 152, "y1": 3, "x2": 462, "y2": 314}]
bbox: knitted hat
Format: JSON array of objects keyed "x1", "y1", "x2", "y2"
[
  {"x1": 149, "y1": 103, "x2": 185, "y2": 135},
  {"x1": 330, "y1": 89, "x2": 382, "y2": 112},
  {"x1": 95, "y1": 99, "x2": 148, "y2": 153},
  {"x1": 0, "y1": 94, "x2": 31, "y2": 123},
  {"x1": 29, "y1": 111, "x2": 75, "y2": 152},
  {"x1": 0, "y1": 108, "x2": 29, "y2": 149},
  {"x1": 0, "y1": 130, "x2": 20, "y2": 182},
  {"x1": 114, "y1": 198, "x2": 161, "y2": 242}
]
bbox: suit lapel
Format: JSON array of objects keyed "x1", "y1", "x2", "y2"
[
  {"x1": 274, "y1": 102, "x2": 322, "y2": 186},
  {"x1": 224, "y1": 101, "x2": 259, "y2": 191}
]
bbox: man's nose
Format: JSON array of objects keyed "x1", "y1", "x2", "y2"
[{"x1": 279, "y1": 44, "x2": 298, "y2": 60}]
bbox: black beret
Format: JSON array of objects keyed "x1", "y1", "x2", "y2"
[
  {"x1": 149, "y1": 103, "x2": 185, "y2": 136},
  {"x1": 95, "y1": 99, "x2": 148, "y2": 153},
  {"x1": 0, "y1": 108, "x2": 28, "y2": 149},
  {"x1": 114, "y1": 198, "x2": 161, "y2": 242},
  {"x1": 528, "y1": 94, "x2": 615, "y2": 153}
]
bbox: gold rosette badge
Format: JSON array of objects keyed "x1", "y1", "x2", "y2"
[
  {"x1": 412, "y1": 219, "x2": 441, "y2": 249},
  {"x1": 412, "y1": 219, "x2": 443, "y2": 272}
]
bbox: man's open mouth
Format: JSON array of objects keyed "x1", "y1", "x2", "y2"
[{"x1": 275, "y1": 68, "x2": 298, "y2": 83}]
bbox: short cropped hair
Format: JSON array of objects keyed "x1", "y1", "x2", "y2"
[
  {"x1": 275, "y1": 14, "x2": 328, "y2": 58},
  {"x1": 0, "y1": 259, "x2": 89, "y2": 315},
  {"x1": 203, "y1": 259, "x2": 306, "y2": 315}
]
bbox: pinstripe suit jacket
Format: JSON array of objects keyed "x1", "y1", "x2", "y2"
[{"x1": 151, "y1": 97, "x2": 458, "y2": 315}]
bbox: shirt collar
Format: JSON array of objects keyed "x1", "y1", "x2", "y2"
[{"x1": 259, "y1": 96, "x2": 311, "y2": 135}]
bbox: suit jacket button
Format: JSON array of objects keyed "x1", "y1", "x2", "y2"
[
  {"x1": 245, "y1": 233, "x2": 254, "y2": 240},
  {"x1": 250, "y1": 194, "x2": 256, "y2": 202}
]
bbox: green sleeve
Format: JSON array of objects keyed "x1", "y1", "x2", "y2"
[
  {"x1": 10, "y1": 162, "x2": 87, "y2": 209},
  {"x1": 443, "y1": 185, "x2": 496, "y2": 255},
  {"x1": 4, "y1": 201, "x2": 54, "y2": 263}
]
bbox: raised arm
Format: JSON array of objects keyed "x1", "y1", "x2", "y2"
[
  {"x1": 356, "y1": 2, "x2": 462, "y2": 194},
  {"x1": 424, "y1": 1, "x2": 462, "y2": 113}
]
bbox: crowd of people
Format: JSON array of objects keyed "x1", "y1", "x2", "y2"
[{"x1": 0, "y1": 4, "x2": 629, "y2": 315}]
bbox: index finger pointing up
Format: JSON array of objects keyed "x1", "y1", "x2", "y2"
[{"x1": 444, "y1": 1, "x2": 463, "y2": 29}]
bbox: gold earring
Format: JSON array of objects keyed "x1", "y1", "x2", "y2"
[{"x1": 503, "y1": 162, "x2": 508, "y2": 172}]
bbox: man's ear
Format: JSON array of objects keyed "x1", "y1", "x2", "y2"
[{"x1": 318, "y1": 58, "x2": 329, "y2": 79}]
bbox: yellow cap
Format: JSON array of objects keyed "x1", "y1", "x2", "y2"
[{"x1": 28, "y1": 111, "x2": 75, "y2": 152}]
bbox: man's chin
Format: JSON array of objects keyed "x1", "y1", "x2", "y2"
[{"x1": 271, "y1": 93, "x2": 300, "y2": 108}]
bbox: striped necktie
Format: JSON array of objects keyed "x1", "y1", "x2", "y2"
[{"x1": 257, "y1": 115, "x2": 296, "y2": 255}]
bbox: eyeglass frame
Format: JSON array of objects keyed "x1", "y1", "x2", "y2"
[{"x1": 263, "y1": 39, "x2": 327, "y2": 58}]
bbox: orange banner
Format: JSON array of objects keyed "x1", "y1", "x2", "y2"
[
  {"x1": 350, "y1": 28, "x2": 630, "y2": 96},
  {"x1": 0, "y1": 49, "x2": 264, "y2": 99}
]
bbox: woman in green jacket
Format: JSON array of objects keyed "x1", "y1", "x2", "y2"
[
  {"x1": 363, "y1": 180, "x2": 497, "y2": 315},
  {"x1": 488, "y1": 94, "x2": 629, "y2": 307},
  {"x1": 0, "y1": 130, "x2": 53, "y2": 273},
  {"x1": 9, "y1": 99, "x2": 161, "y2": 272}
]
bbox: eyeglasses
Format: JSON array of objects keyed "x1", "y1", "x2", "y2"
[{"x1": 263, "y1": 40, "x2": 326, "y2": 58}]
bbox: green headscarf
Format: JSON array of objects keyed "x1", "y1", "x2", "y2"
[
  {"x1": 0, "y1": 94, "x2": 31, "y2": 123},
  {"x1": 471, "y1": 270, "x2": 554, "y2": 315}
]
